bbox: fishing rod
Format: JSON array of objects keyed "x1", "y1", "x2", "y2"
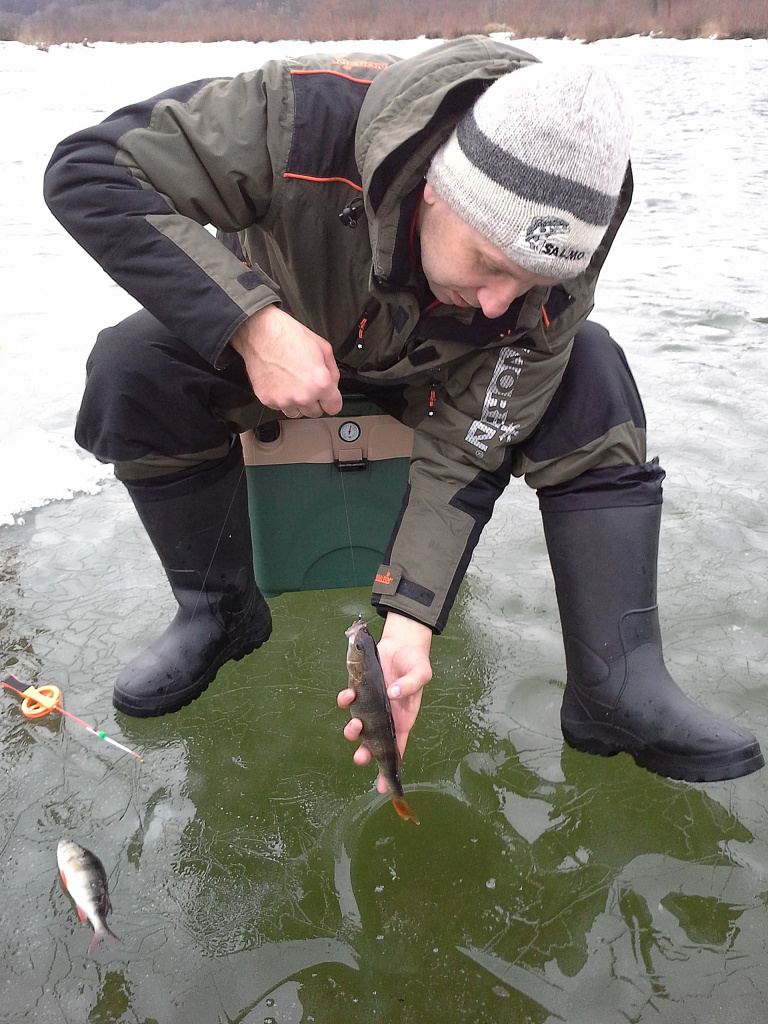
[{"x1": 1, "y1": 675, "x2": 143, "y2": 761}]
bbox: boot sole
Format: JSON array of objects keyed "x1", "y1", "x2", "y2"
[
  {"x1": 562, "y1": 722, "x2": 765, "y2": 783},
  {"x1": 113, "y1": 627, "x2": 271, "y2": 718}
]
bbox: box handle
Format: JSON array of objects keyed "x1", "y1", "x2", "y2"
[{"x1": 334, "y1": 458, "x2": 368, "y2": 472}]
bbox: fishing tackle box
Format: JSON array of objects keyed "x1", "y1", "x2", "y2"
[{"x1": 241, "y1": 395, "x2": 413, "y2": 597}]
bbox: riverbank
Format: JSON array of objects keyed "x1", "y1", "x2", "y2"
[{"x1": 2, "y1": 0, "x2": 766, "y2": 47}]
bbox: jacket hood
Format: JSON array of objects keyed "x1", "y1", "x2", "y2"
[{"x1": 355, "y1": 36, "x2": 539, "y2": 281}]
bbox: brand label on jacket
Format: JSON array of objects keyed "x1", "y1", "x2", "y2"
[{"x1": 465, "y1": 346, "x2": 528, "y2": 456}]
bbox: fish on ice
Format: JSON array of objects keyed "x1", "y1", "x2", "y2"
[
  {"x1": 345, "y1": 617, "x2": 419, "y2": 824},
  {"x1": 57, "y1": 838, "x2": 121, "y2": 955}
]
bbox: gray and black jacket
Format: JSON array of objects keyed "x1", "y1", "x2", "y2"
[{"x1": 44, "y1": 35, "x2": 632, "y2": 632}]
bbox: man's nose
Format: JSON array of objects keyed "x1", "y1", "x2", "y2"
[{"x1": 477, "y1": 281, "x2": 521, "y2": 319}]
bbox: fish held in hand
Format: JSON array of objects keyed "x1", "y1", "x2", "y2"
[
  {"x1": 345, "y1": 618, "x2": 419, "y2": 824},
  {"x1": 57, "y1": 838, "x2": 121, "y2": 955}
]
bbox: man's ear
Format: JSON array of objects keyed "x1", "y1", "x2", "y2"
[{"x1": 422, "y1": 180, "x2": 438, "y2": 206}]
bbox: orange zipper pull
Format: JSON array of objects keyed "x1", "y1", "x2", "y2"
[
  {"x1": 541, "y1": 304, "x2": 550, "y2": 328},
  {"x1": 356, "y1": 316, "x2": 368, "y2": 349},
  {"x1": 428, "y1": 384, "x2": 436, "y2": 416}
]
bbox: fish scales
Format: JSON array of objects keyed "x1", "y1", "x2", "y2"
[
  {"x1": 345, "y1": 618, "x2": 419, "y2": 824},
  {"x1": 57, "y1": 838, "x2": 121, "y2": 955}
]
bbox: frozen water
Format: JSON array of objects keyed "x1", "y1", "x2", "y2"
[{"x1": 1, "y1": 35, "x2": 767, "y2": 525}]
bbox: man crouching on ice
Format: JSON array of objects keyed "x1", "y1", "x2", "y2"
[{"x1": 44, "y1": 37, "x2": 763, "y2": 782}]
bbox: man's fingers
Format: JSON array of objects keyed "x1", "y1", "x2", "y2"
[
  {"x1": 283, "y1": 386, "x2": 337, "y2": 418},
  {"x1": 302, "y1": 391, "x2": 342, "y2": 418},
  {"x1": 354, "y1": 745, "x2": 372, "y2": 767},
  {"x1": 284, "y1": 384, "x2": 342, "y2": 419},
  {"x1": 237, "y1": 307, "x2": 342, "y2": 414},
  {"x1": 387, "y1": 669, "x2": 431, "y2": 701},
  {"x1": 343, "y1": 717, "x2": 362, "y2": 742},
  {"x1": 287, "y1": 404, "x2": 317, "y2": 419},
  {"x1": 320, "y1": 390, "x2": 343, "y2": 416},
  {"x1": 318, "y1": 347, "x2": 342, "y2": 414},
  {"x1": 337, "y1": 688, "x2": 356, "y2": 709},
  {"x1": 322, "y1": 343, "x2": 341, "y2": 384},
  {"x1": 340, "y1": 711, "x2": 371, "y2": 766}
]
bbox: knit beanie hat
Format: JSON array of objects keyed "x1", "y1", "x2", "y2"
[{"x1": 426, "y1": 61, "x2": 632, "y2": 280}]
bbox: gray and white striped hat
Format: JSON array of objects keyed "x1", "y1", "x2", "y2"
[{"x1": 426, "y1": 61, "x2": 632, "y2": 280}]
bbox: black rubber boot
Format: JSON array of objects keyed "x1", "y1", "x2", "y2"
[
  {"x1": 113, "y1": 442, "x2": 272, "y2": 717},
  {"x1": 542, "y1": 502, "x2": 764, "y2": 782}
]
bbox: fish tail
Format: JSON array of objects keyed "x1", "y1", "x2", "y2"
[
  {"x1": 89, "y1": 926, "x2": 121, "y2": 956},
  {"x1": 392, "y1": 793, "x2": 420, "y2": 825}
]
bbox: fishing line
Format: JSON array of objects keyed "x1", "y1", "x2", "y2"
[
  {"x1": 337, "y1": 462, "x2": 360, "y2": 589},
  {"x1": 196, "y1": 402, "x2": 364, "y2": 601}
]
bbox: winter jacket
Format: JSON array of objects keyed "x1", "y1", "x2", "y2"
[{"x1": 44, "y1": 35, "x2": 631, "y2": 632}]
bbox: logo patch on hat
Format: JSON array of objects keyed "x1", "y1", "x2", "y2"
[
  {"x1": 523, "y1": 217, "x2": 586, "y2": 264},
  {"x1": 524, "y1": 217, "x2": 570, "y2": 254}
]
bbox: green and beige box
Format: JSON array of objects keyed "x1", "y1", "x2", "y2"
[{"x1": 241, "y1": 397, "x2": 413, "y2": 597}]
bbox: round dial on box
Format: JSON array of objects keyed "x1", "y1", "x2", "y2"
[{"x1": 339, "y1": 421, "x2": 361, "y2": 443}]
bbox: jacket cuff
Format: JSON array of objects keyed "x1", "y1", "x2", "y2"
[
  {"x1": 214, "y1": 293, "x2": 282, "y2": 369},
  {"x1": 370, "y1": 563, "x2": 444, "y2": 633}
]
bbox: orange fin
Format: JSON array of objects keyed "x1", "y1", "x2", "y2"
[
  {"x1": 76, "y1": 904, "x2": 89, "y2": 924},
  {"x1": 392, "y1": 794, "x2": 419, "y2": 825}
]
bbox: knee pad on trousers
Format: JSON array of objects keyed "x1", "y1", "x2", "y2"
[
  {"x1": 522, "y1": 322, "x2": 647, "y2": 465},
  {"x1": 514, "y1": 321, "x2": 649, "y2": 489},
  {"x1": 75, "y1": 309, "x2": 254, "y2": 466}
]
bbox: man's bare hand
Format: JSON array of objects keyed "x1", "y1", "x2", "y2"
[
  {"x1": 337, "y1": 612, "x2": 433, "y2": 794},
  {"x1": 230, "y1": 305, "x2": 342, "y2": 417}
]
